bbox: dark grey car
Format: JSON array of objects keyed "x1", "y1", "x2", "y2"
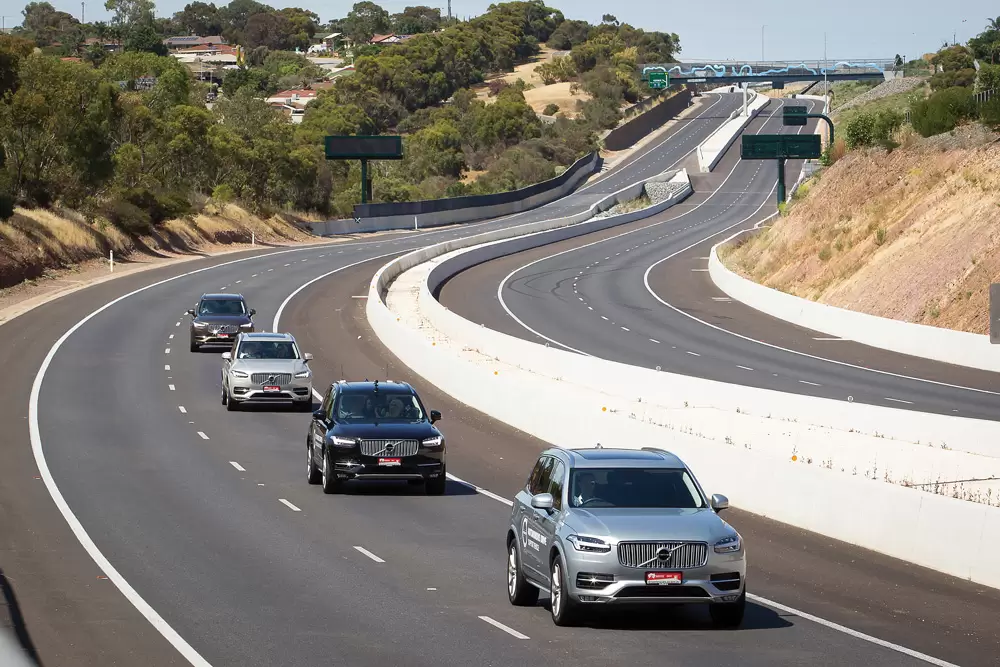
[{"x1": 188, "y1": 293, "x2": 256, "y2": 351}]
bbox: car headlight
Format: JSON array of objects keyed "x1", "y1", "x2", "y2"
[
  {"x1": 567, "y1": 535, "x2": 612, "y2": 553},
  {"x1": 230, "y1": 370, "x2": 249, "y2": 378},
  {"x1": 294, "y1": 370, "x2": 311, "y2": 378},
  {"x1": 421, "y1": 435, "x2": 443, "y2": 447},
  {"x1": 330, "y1": 436, "x2": 357, "y2": 448},
  {"x1": 193, "y1": 321, "x2": 208, "y2": 328},
  {"x1": 714, "y1": 535, "x2": 742, "y2": 553}
]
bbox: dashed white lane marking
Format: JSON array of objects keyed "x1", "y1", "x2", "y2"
[
  {"x1": 230, "y1": 461, "x2": 245, "y2": 472},
  {"x1": 178, "y1": 406, "x2": 187, "y2": 413},
  {"x1": 235, "y1": 280, "x2": 241, "y2": 284},
  {"x1": 588, "y1": 306, "x2": 594, "y2": 310},
  {"x1": 169, "y1": 334, "x2": 174, "y2": 340},
  {"x1": 427, "y1": 587, "x2": 437, "y2": 591},
  {"x1": 813, "y1": 337, "x2": 845, "y2": 341},
  {"x1": 649, "y1": 338, "x2": 661, "y2": 344},
  {"x1": 168, "y1": 385, "x2": 175, "y2": 391},
  {"x1": 164, "y1": 348, "x2": 170, "y2": 354},
  {"x1": 686, "y1": 351, "x2": 700, "y2": 357},
  {"x1": 164, "y1": 364, "x2": 170, "y2": 371},
  {"x1": 799, "y1": 380, "x2": 822, "y2": 387},
  {"x1": 251, "y1": 274, "x2": 257, "y2": 278},
  {"x1": 738, "y1": 365, "x2": 754, "y2": 371},
  {"x1": 712, "y1": 297, "x2": 732, "y2": 301},
  {"x1": 278, "y1": 499, "x2": 301, "y2": 512},
  {"x1": 197, "y1": 431, "x2": 210, "y2": 440},
  {"x1": 353, "y1": 546, "x2": 385, "y2": 563},
  {"x1": 478, "y1": 616, "x2": 530, "y2": 640},
  {"x1": 267, "y1": 268, "x2": 274, "y2": 272},
  {"x1": 175, "y1": 322, "x2": 180, "y2": 327},
  {"x1": 284, "y1": 263, "x2": 291, "y2": 267},
  {"x1": 885, "y1": 397, "x2": 914, "y2": 405},
  {"x1": 621, "y1": 327, "x2": 630, "y2": 332},
  {"x1": 691, "y1": 268, "x2": 709, "y2": 272}
]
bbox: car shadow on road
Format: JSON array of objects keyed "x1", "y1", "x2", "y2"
[
  {"x1": 336, "y1": 480, "x2": 478, "y2": 497},
  {"x1": 539, "y1": 600, "x2": 793, "y2": 632}
]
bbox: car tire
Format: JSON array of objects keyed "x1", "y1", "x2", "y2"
[
  {"x1": 549, "y1": 553, "x2": 580, "y2": 627},
  {"x1": 306, "y1": 442, "x2": 321, "y2": 485},
  {"x1": 425, "y1": 468, "x2": 446, "y2": 496},
  {"x1": 298, "y1": 399, "x2": 313, "y2": 413},
  {"x1": 321, "y1": 449, "x2": 342, "y2": 495},
  {"x1": 190, "y1": 341, "x2": 199, "y2": 352},
  {"x1": 709, "y1": 589, "x2": 746, "y2": 628},
  {"x1": 507, "y1": 538, "x2": 539, "y2": 607},
  {"x1": 225, "y1": 388, "x2": 239, "y2": 412}
]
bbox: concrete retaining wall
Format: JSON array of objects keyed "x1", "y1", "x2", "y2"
[
  {"x1": 604, "y1": 88, "x2": 695, "y2": 151},
  {"x1": 708, "y1": 238, "x2": 1000, "y2": 373},
  {"x1": 696, "y1": 90, "x2": 769, "y2": 172}
]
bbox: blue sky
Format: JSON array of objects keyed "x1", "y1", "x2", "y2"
[{"x1": 3, "y1": 0, "x2": 996, "y2": 62}]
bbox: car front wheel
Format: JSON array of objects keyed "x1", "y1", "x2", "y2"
[
  {"x1": 306, "y1": 442, "x2": 321, "y2": 485},
  {"x1": 321, "y1": 449, "x2": 341, "y2": 494},
  {"x1": 225, "y1": 386, "x2": 239, "y2": 411},
  {"x1": 507, "y1": 539, "x2": 539, "y2": 607},
  {"x1": 709, "y1": 589, "x2": 746, "y2": 628},
  {"x1": 550, "y1": 554, "x2": 580, "y2": 627},
  {"x1": 425, "y1": 467, "x2": 446, "y2": 496}
]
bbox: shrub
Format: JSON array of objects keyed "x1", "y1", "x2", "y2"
[
  {"x1": 818, "y1": 245, "x2": 832, "y2": 261},
  {"x1": 979, "y1": 95, "x2": 1000, "y2": 130},
  {"x1": 212, "y1": 183, "x2": 236, "y2": 204},
  {"x1": 910, "y1": 86, "x2": 976, "y2": 137},
  {"x1": 105, "y1": 200, "x2": 152, "y2": 233},
  {"x1": 844, "y1": 109, "x2": 904, "y2": 150},
  {"x1": 120, "y1": 188, "x2": 193, "y2": 225},
  {"x1": 543, "y1": 103, "x2": 560, "y2": 116},
  {"x1": 487, "y1": 79, "x2": 510, "y2": 97}
]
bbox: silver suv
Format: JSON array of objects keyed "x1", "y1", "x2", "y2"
[
  {"x1": 506, "y1": 447, "x2": 746, "y2": 627},
  {"x1": 221, "y1": 332, "x2": 314, "y2": 412}
]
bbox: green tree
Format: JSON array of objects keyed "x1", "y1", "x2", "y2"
[
  {"x1": 104, "y1": 0, "x2": 156, "y2": 33},
  {"x1": 0, "y1": 35, "x2": 36, "y2": 96},
  {"x1": 391, "y1": 6, "x2": 441, "y2": 35},
  {"x1": 124, "y1": 22, "x2": 168, "y2": 55},
  {"x1": 173, "y1": 1, "x2": 223, "y2": 36},
  {"x1": 977, "y1": 63, "x2": 1000, "y2": 92},
  {"x1": 343, "y1": 1, "x2": 391, "y2": 45}
]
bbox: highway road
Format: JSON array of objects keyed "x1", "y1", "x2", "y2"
[
  {"x1": 2, "y1": 91, "x2": 999, "y2": 667},
  {"x1": 439, "y1": 100, "x2": 1000, "y2": 422}
]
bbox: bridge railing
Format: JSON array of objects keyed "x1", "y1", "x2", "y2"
[{"x1": 640, "y1": 59, "x2": 897, "y2": 80}]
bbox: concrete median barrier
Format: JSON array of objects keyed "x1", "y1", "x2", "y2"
[{"x1": 696, "y1": 90, "x2": 769, "y2": 173}]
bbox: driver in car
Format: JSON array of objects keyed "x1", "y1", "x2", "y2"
[{"x1": 573, "y1": 472, "x2": 598, "y2": 506}]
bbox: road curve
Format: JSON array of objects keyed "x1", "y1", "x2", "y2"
[{"x1": 2, "y1": 92, "x2": 999, "y2": 667}]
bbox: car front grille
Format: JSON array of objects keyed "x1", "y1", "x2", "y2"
[
  {"x1": 250, "y1": 373, "x2": 293, "y2": 385},
  {"x1": 360, "y1": 439, "x2": 420, "y2": 457},
  {"x1": 212, "y1": 324, "x2": 239, "y2": 334},
  {"x1": 617, "y1": 541, "x2": 708, "y2": 570}
]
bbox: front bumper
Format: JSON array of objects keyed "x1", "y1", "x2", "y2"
[
  {"x1": 564, "y1": 548, "x2": 746, "y2": 605},
  {"x1": 192, "y1": 326, "x2": 252, "y2": 345},
  {"x1": 328, "y1": 451, "x2": 445, "y2": 481},
  {"x1": 228, "y1": 376, "x2": 312, "y2": 403}
]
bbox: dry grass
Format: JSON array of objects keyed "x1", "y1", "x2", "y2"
[
  {"x1": 0, "y1": 203, "x2": 317, "y2": 290},
  {"x1": 472, "y1": 47, "x2": 591, "y2": 118},
  {"x1": 722, "y1": 123, "x2": 1000, "y2": 334}
]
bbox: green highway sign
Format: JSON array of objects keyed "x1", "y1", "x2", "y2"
[
  {"x1": 783, "y1": 105, "x2": 808, "y2": 126},
  {"x1": 648, "y1": 71, "x2": 668, "y2": 89},
  {"x1": 741, "y1": 134, "x2": 822, "y2": 160}
]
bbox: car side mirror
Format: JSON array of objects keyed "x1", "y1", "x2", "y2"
[
  {"x1": 312, "y1": 409, "x2": 326, "y2": 421},
  {"x1": 249, "y1": 308, "x2": 256, "y2": 316},
  {"x1": 711, "y1": 493, "x2": 730, "y2": 512},
  {"x1": 187, "y1": 309, "x2": 195, "y2": 317},
  {"x1": 221, "y1": 352, "x2": 231, "y2": 360},
  {"x1": 430, "y1": 410, "x2": 441, "y2": 423},
  {"x1": 530, "y1": 493, "x2": 554, "y2": 511},
  {"x1": 303, "y1": 353, "x2": 313, "y2": 362}
]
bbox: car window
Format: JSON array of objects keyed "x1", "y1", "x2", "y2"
[
  {"x1": 528, "y1": 456, "x2": 554, "y2": 496},
  {"x1": 321, "y1": 387, "x2": 335, "y2": 420},
  {"x1": 525, "y1": 457, "x2": 544, "y2": 492},
  {"x1": 235, "y1": 341, "x2": 299, "y2": 359},
  {"x1": 199, "y1": 299, "x2": 246, "y2": 315},
  {"x1": 334, "y1": 390, "x2": 425, "y2": 422},
  {"x1": 548, "y1": 460, "x2": 566, "y2": 510},
  {"x1": 568, "y1": 467, "x2": 706, "y2": 509}
]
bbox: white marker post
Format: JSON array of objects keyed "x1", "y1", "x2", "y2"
[
  {"x1": 109, "y1": 250, "x2": 114, "y2": 273},
  {"x1": 251, "y1": 231, "x2": 255, "y2": 246},
  {"x1": 414, "y1": 216, "x2": 418, "y2": 230}
]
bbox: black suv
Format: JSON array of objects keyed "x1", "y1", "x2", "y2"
[
  {"x1": 188, "y1": 293, "x2": 256, "y2": 351},
  {"x1": 307, "y1": 381, "x2": 446, "y2": 495}
]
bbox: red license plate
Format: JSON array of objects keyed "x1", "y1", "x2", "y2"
[
  {"x1": 263, "y1": 385, "x2": 280, "y2": 392},
  {"x1": 378, "y1": 458, "x2": 401, "y2": 467},
  {"x1": 217, "y1": 333, "x2": 229, "y2": 338},
  {"x1": 646, "y1": 571, "x2": 682, "y2": 585}
]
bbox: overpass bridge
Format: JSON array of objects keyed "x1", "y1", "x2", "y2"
[{"x1": 641, "y1": 59, "x2": 899, "y2": 87}]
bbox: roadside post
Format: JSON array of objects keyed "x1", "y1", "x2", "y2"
[
  {"x1": 990, "y1": 284, "x2": 1000, "y2": 344},
  {"x1": 740, "y1": 134, "x2": 822, "y2": 204},
  {"x1": 324, "y1": 136, "x2": 404, "y2": 221}
]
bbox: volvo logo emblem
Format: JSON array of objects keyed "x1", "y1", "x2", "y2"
[
  {"x1": 657, "y1": 547, "x2": 674, "y2": 561},
  {"x1": 267, "y1": 376, "x2": 275, "y2": 384},
  {"x1": 385, "y1": 442, "x2": 395, "y2": 453}
]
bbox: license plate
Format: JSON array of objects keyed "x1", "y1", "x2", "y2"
[
  {"x1": 263, "y1": 385, "x2": 280, "y2": 392},
  {"x1": 646, "y1": 571, "x2": 682, "y2": 585},
  {"x1": 217, "y1": 333, "x2": 229, "y2": 338},
  {"x1": 378, "y1": 458, "x2": 401, "y2": 467}
]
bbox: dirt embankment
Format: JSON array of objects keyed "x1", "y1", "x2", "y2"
[
  {"x1": 0, "y1": 204, "x2": 320, "y2": 292},
  {"x1": 721, "y1": 124, "x2": 1000, "y2": 334}
]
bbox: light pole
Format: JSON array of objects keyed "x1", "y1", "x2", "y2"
[{"x1": 761, "y1": 25, "x2": 765, "y2": 62}]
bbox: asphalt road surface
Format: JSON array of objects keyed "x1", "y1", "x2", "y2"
[{"x1": 3, "y1": 93, "x2": 999, "y2": 667}]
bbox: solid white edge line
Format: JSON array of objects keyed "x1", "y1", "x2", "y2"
[
  {"x1": 353, "y1": 546, "x2": 385, "y2": 563},
  {"x1": 278, "y1": 498, "x2": 301, "y2": 512},
  {"x1": 885, "y1": 397, "x2": 914, "y2": 405},
  {"x1": 746, "y1": 594, "x2": 961, "y2": 667},
  {"x1": 478, "y1": 615, "x2": 530, "y2": 640},
  {"x1": 229, "y1": 461, "x2": 245, "y2": 472}
]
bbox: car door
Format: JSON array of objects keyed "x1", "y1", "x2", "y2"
[
  {"x1": 312, "y1": 386, "x2": 335, "y2": 461},
  {"x1": 221, "y1": 337, "x2": 237, "y2": 386},
  {"x1": 521, "y1": 456, "x2": 554, "y2": 579},
  {"x1": 537, "y1": 458, "x2": 567, "y2": 570}
]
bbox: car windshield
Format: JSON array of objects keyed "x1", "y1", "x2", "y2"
[
  {"x1": 335, "y1": 390, "x2": 425, "y2": 422},
  {"x1": 568, "y1": 468, "x2": 705, "y2": 509},
  {"x1": 199, "y1": 299, "x2": 246, "y2": 315},
  {"x1": 236, "y1": 341, "x2": 298, "y2": 359}
]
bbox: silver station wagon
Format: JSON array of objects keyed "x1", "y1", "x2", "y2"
[{"x1": 506, "y1": 447, "x2": 747, "y2": 627}]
